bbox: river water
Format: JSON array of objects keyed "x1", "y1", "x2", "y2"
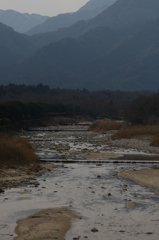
[{"x1": 0, "y1": 124, "x2": 159, "y2": 240}]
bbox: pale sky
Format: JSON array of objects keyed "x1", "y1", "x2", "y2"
[{"x1": 0, "y1": 0, "x2": 89, "y2": 16}]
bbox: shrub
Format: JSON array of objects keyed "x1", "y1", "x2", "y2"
[
  {"x1": 112, "y1": 125, "x2": 159, "y2": 140},
  {"x1": 150, "y1": 136, "x2": 159, "y2": 147},
  {"x1": 0, "y1": 118, "x2": 12, "y2": 126},
  {"x1": 124, "y1": 93, "x2": 159, "y2": 125},
  {"x1": 45, "y1": 117, "x2": 77, "y2": 126},
  {"x1": 89, "y1": 119, "x2": 121, "y2": 133},
  {"x1": 28, "y1": 162, "x2": 42, "y2": 172},
  {"x1": 124, "y1": 95, "x2": 151, "y2": 125},
  {"x1": 0, "y1": 134, "x2": 39, "y2": 168}
]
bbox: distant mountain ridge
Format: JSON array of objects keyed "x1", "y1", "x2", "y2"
[
  {"x1": 0, "y1": 9, "x2": 49, "y2": 33},
  {"x1": 0, "y1": 22, "x2": 36, "y2": 66},
  {"x1": 26, "y1": 0, "x2": 117, "y2": 35},
  {"x1": 30, "y1": 0, "x2": 159, "y2": 49},
  {"x1": 90, "y1": 0, "x2": 159, "y2": 29},
  {"x1": 78, "y1": 0, "x2": 116, "y2": 11},
  {"x1": 1, "y1": 0, "x2": 159, "y2": 91}
]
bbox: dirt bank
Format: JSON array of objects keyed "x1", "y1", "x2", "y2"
[{"x1": 14, "y1": 207, "x2": 81, "y2": 240}]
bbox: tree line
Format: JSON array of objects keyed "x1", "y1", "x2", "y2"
[
  {"x1": 0, "y1": 101, "x2": 70, "y2": 126},
  {"x1": 0, "y1": 84, "x2": 158, "y2": 127},
  {"x1": 0, "y1": 83, "x2": 145, "y2": 121},
  {"x1": 124, "y1": 93, "x2": 159, "y2": 125}
]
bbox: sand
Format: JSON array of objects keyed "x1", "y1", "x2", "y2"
[
  {"x1": 14, "y1": 207, "x2": 81, "y2": 240},
  {"x1": 119, "y1": 168, "x2": 159, "y2": 189}
]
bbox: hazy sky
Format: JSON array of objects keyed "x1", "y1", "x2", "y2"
[{"x1": 0, "y1": 0, "x2": 89, "y2": 16}]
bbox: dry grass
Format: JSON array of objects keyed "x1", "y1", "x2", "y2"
[
  {"x1": 42, "y1": 117, "x2": 77, "y2": 126},
  {"x1": 112, "y1": 125, "x2": 159, "y2": 140},
  {"x1": 28, "y1": 162, "x2": 42, "y2": 173},
  {"x1": 0, "y1": 134, "x2": 39, "y2": 168},
  {"x1": 150, "y1": 136, "x2": 159, "y2": 147},
  {"x1": 89, "y1": 119, "x2": 122, "y2": 133},
  {"x1": 76, "y1": 116, "x2": 92, "y2": 122},
  {"x1": 52, "y1": 117, "x2": 77, "y2": 125}
]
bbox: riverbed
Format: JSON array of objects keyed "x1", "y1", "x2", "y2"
[{"x1": 0, "y1": 123, "x2": 159, "y2": 240}]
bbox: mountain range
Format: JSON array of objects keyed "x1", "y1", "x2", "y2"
[
  {"x1": 1, "y1": 0, "x2": 159, "y2": 91},
  {"x1": 0, "y1": 22, "x2": 36, "y2": 66},
  {"x1": 0, "y1": 9, "x2": 48, "y2": 33},
  {"x1": 27, "y1": 0, "x2": 117, "y2": 35}
]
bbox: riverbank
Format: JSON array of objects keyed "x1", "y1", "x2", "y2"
[
  {"x1": 1, "y1": 128, "x2": 158, "y2": 191},
  {"x1": 0, "y1": 163, "x2": 58, "y2": 191},
  {"x1": 93, "y1": 130, "x2": 159, "y2": 155},
  {"x1": 1, "y1": 124, "x2": 159, "y2": 195}
]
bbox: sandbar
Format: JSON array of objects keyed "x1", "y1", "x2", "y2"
[
  {"x1": 14, "y1": 207, "x2": 81, "y2": 240},
  {"x1": 119, "y1": 168, "x2": 159, "y2": 189}
]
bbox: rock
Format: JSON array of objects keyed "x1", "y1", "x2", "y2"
[
  {"x1": 108, "y1": 193, "x2": 112, "y2": 197},
  {"x1": 91, "y1": 227, "x2": 99, "y2": 232},
  {"x1": 153, "y1": 165, "x2": 159, "y2": 169},
  {"x1": 0, "y1": 188, "x2": 4, "y2": 194}
]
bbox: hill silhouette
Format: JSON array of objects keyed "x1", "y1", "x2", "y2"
[
  {"x1": 1, "y1": 0, "x2": 159, "y2": 91},
  {"x1": 27, "y1": 0, "x2": 116, "y2": 35},
  {"x1": 0, "y1": 9, "x2": 48, "y2": 33},
  {"x1": 0, "y1": 23, "x2": 36, "y2": 66},
  {"x1": 30, "y1": 0, "x2": 159, "y2": 48}
]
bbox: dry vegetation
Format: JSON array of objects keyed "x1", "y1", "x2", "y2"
[
  {"x1": 89, "y1": 119, "x2": 122, "y2": 133},
  {"x1": 89, "y1": 120, "x2": 159, "y2": 147},
  {"x1": 0, "y1": 134, "x2": 39, "y2": 169},
  {"x1": 150, "y1": 136, "x2": 159, "y2": 147},
  {"x1": 111, "y1": 125, "x2": 159, "y2": 139},
  {"x1": 111, "y1": 125, "x2": 159, "y2": 147},
  {"x1": 42, "y1": 117, "x2": 78, "y2": 126},
  {"x1": 42, "y1": 116, "x2": 92, "y2": 127}
]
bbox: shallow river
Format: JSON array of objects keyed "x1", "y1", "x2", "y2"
[
  {"x1": 1, "y1": 163, "x2": 159, "y2": 240},
  {"x1": 0, "y1": 125, "x2": 159, "y2": 240}
]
